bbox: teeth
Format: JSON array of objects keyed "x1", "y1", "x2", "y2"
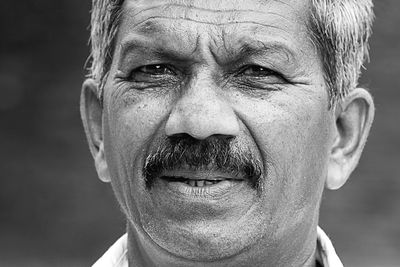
[{"x1": 183, "y1": 180, "x2": 224, "y2": 187}]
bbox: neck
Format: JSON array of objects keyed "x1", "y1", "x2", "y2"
[{"x1": 126, "y1": 220, "x2": 319, "y2": 267}]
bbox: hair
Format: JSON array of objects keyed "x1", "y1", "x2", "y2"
[
  {"x1": 309, "y1": 0, "x2": 374, "y2": 107},
  {"x1": 87, "y1": 0, "x2": 374, "y2": 107}
]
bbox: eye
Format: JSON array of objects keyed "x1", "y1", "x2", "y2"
[
  {"x1": 128, "y1": 64, "x2": 176, "y2": 82},
  {"x1": 135, "y1": 64, "x2": 175, "y2": 75},
  {"x1": 239, "y1": 65, "x2": 277, "y2": 77}
]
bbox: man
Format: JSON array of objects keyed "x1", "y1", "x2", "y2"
[{"x1": 80, "y1": 0, "x2": 375, "y2": 266}]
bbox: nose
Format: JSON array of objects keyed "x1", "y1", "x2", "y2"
[{"x1": 165, "y1": 78, "x2": 240, "y2": 140}]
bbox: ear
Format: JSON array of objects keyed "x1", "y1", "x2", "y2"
[
  {"x1": 326, "y1": 88, "x2": 375, "y2": 190},
  {"x1": 80, "y1": 79, "x2": 111, "y2": 183}
]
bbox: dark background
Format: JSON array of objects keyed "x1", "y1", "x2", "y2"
[{"x1": 0, "y1": 1, "x2": 399, "y2": 266}]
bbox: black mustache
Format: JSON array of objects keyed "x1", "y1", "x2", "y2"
[{"x1": 143, "y1": 134, "x2": 263, "y2": 191}]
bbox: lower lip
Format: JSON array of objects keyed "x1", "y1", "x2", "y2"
[{"x1": 155, "y1": 178, "x2": 245, "y2": 199}]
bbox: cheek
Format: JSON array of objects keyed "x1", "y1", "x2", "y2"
[
  {"x1": 106, "y1": 92, "x2": 171, "y2": 160},
  {"x1": 281, "y1": 106, "x2": 331, "y2": 208},
  {"x1": 233, "y1": 88, "x2": 332, "y2": 215},
  {"x1": 102, "y1": 93, "x2": 172, "y2": 213}
]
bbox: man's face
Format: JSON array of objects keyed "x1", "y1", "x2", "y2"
[{"x1": 102, "y1": 0, "x2": 333, "y2": 261}]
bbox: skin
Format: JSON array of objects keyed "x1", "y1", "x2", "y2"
[{"x1": 80, "y1": 0, "x2": 375, "y2": 266}]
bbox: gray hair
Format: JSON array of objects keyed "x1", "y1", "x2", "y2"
[
  {"x1": 87, "y1": 0, "x2": 374, "y2": 107},
  {"x1": 309, "y1": 0, "x2": 374, "y2": 107}
]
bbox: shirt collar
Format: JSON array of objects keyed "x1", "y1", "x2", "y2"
[
  {"x1": 92, "y1": 234, "x2": 128, "y2": 267},
  {"x1": 92, "y1": 227, "x2": 343, "y2": 267},
  {"x1": 316, "y1": 226, "x2": 344, "y2": 267}
]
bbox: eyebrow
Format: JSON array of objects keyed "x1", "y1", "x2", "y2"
[
  {"x1": 118, "y1": 35, "x2": 194, "y2": 64},
  {"x1": 231, "y1": 40, "x2": 297, "y2": 64}
]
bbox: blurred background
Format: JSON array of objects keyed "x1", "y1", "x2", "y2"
[{"x1": 0, "y1": 0, "x2": 399, "y2": 266}]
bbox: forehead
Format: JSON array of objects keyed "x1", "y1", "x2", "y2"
[
  {"x1": 121, "y1": 0, "x2": 310, "y2": 23},
  {"x1": 117, "y1": 0, "x2": 312, "y2": 49}
]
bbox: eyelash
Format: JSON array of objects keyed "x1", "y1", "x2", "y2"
[
  {"x1": 236, "y1": 65, "x2": 288, "y2": 82},
  {"x1": 128, "y1": 64, "x2": 176, "y2": 78}
]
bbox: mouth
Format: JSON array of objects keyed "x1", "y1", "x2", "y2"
[
  {"x1": 154, "y1": 170, "x2": 245, "y2": 199},
  {"x1": 148, "y1": 168, "x2": 257, "y2": 221},
  {"x1": 160, "y1": 175, "x2": 242, "y2": 187}
]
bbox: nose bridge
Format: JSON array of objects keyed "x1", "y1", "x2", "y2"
[{"x1": 165, "y1": 75, "x2": 240, "y2": 140}]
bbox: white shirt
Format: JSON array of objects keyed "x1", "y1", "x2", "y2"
[{"x1": 93, "y1": 227, "x2": 343, "y2": 267}]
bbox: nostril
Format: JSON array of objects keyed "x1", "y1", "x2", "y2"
[{"x1": 168, "y1": 133, "x2": 194, "y2": 143}]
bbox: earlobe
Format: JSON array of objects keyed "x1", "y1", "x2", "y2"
[
  {"x1": 326, "y1": 88, "x2": 375, "y2": 190},
  {"x1": 80, "y1": 79, "x2": 111, "y2": 183},
  {"x1": 95, "y1": 142, "x2": 111, "y2": 182}
]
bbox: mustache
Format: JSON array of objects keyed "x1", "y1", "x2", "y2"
[{"x1": 143, "y1": 134, "x2": 263, "y2": 191}]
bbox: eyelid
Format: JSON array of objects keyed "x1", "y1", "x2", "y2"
[
  {"x1": 237, "y1": 65, "x2": 275, "y2": 75},
  {"x1": 135, "y1": 64, "x2": 176, "y2": 75},
  {"x1": 235, "y1": 64, "x2": 293, "y2": 85}
]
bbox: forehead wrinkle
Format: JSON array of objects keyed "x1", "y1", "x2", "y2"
[
  {"x1": 128, "y1": 4, "x2": 258, "y2": 25},
  {"x1": 129, "y1": 3, "x2": 266, "y2": 17},
  {"x1": 122, "y1": 1, "x2": 294, "y2": 30},
  {"x1": 132, "y1": 17, "x2": 284, "y2": 31},
  {"x1": 264, "y1": 0, "x2": 292, "y2": 8}
]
